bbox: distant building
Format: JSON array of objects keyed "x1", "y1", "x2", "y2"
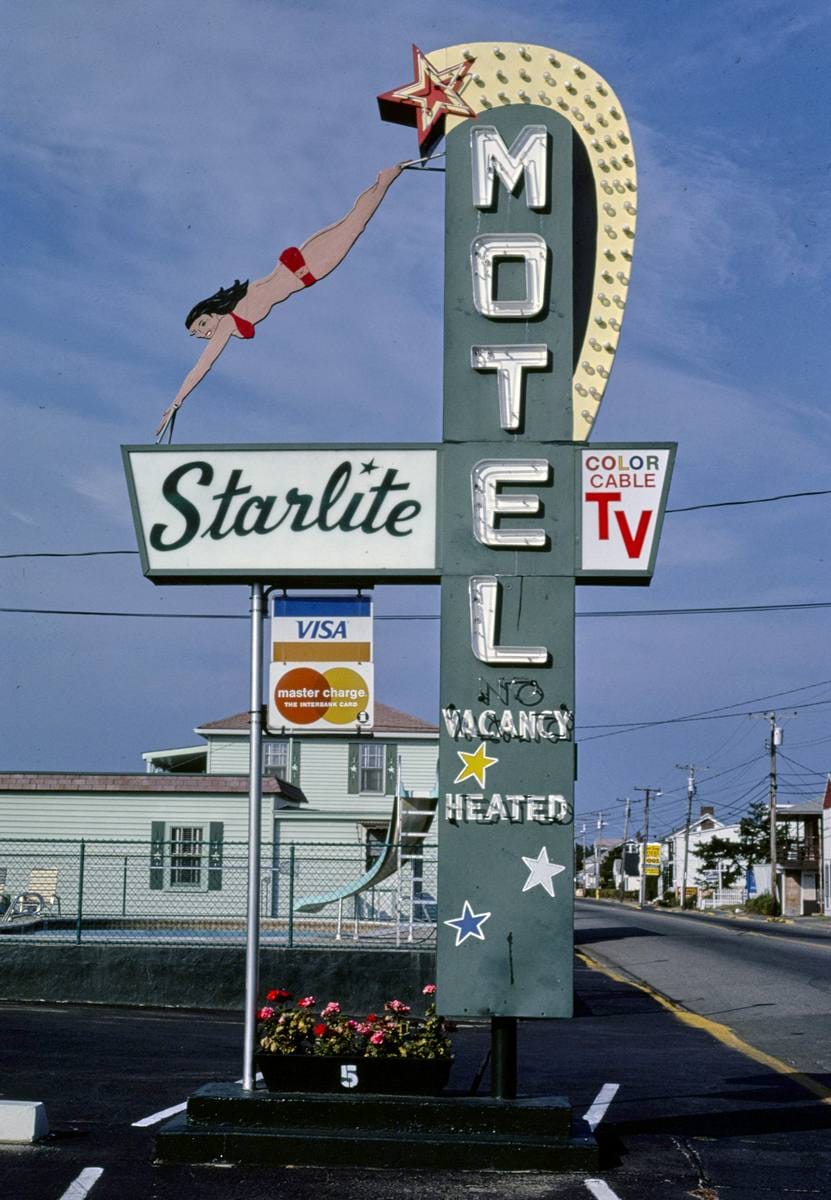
[
  {"x1": 662, "y1": 806, "x2": 740, "y2": 898},
  {"x1": 774, "y1": 796, "x2": 824, "y2": 917}
]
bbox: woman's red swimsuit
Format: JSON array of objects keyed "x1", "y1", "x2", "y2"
[
  {"x1": 279, "y1": 245, "x2": 317, "y2": 287},
  {"x1": 228, "y1": 248, "x2": 315, "y2": 339},
  {"x1": 230, "y1": 312, "x2": 256, "y2": 339}
]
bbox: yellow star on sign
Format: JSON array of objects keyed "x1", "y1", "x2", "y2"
[{"x1": 454, "y1": 742, "x2": 499, "y2": 788}]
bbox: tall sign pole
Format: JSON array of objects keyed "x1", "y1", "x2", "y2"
[{"x1": 242, "y1": 583, "x2": 265, "y2": 1091}]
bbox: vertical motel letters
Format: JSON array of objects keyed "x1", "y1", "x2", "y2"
[{"x1": 467, "y1": 125, "x2": 556, "y2": 665}]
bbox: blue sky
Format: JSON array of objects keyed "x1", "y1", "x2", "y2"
[{"x1": 2, "y1": 0, "x2": 830, "y2": 840}]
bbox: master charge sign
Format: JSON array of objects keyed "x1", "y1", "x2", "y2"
[{"x1": 267, "y1": 596, "x2": 374, "y2": 732}]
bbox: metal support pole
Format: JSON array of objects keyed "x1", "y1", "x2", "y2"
[
  {"x1": 287, "y1": 844, "x2": 296, "y2": 948},
  {"x1": 491, "y1": 1016, "x2": 517, "y2": 1100},
  {"x1": 75, "y1": 839, "x2": 86, "y2": 944},
  {"x1": 242, "y1": 583, "x2": 264, "y2": 1092}
]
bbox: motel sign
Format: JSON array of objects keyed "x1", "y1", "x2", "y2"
[{"x1": 125, "y1": 41, "x2": 674, "y2": 1023}]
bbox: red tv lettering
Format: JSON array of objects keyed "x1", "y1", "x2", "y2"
[
  {"x1": 584, "y1": 492, "x2": 620, "y2": 540},
  {"x1": 585, "y1": 491, "x2": 653, "y2": 559},
  {"x1": 614, "y1": 509, "x2": 653, "y2": 558}
]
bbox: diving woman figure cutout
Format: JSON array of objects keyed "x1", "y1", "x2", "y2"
[{"x1": 155, "y1": 163, "x2": 405, "y2": 439}]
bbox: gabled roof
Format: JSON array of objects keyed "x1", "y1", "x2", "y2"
[
  {"x1": 196, "y1": 701, "x2": 437, "y2": 736},
  {"x1": 664, "y1": 813, "x2": 735, "y2": 839}
]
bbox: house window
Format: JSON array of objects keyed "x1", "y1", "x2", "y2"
[
  {"x1": 359, "y1": 744, "x2": 385, "y2": 793},
  {"x1": 264, "y1": 740, "x2": 288, "y2": 775},
  {"x1": 364, "y1": 824, "x2": 388, "y2": 868},
  {"x1": 169, "y1": 825, "x2": 204, "y2": 887}
]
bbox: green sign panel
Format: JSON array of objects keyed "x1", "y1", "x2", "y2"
[
  {"x1": 436, "y1": 108, "x2": 580, "y2": 1017},
  {"x1": 435, "y1": 104, "x2": 674, "y2": 1017}
]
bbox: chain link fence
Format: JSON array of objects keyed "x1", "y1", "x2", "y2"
[{"x1": 0, "y1": 839, "x2": 437, "y2": 948}]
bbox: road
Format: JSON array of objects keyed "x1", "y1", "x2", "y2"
[
  {"x1": 575, "y1": 899, "x2": 831, "y2": 1077},
  {"x1": 3, "y1": 934, "x2": 831, "y2": 1199}
]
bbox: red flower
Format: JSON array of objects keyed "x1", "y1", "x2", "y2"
[
  {"x1": 313, "y1": 1023, "x2": 327, "y2": 1037},
  {"x1": 297, "y1": 995, "x2": 317, "y2": 1008},
  {"x1": 385, "y1": 999, "x2": 411, "y2": 1014},
  {"x1": 267, "y1": 988, "x2": 292, "y2": 1002},
  {"x1": 366, "y1": 1012, "x2": 378, "y2": 1024}
]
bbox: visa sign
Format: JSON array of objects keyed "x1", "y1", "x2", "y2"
[
  {"x1": 296, "y1": 619, "x2": 350, "y2": 640},
  {"x1": 268, "y1": 595, "x2": 374, "y2": 732}
]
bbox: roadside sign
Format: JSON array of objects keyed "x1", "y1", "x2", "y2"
[{"x1": 268, "y1": 596, "x2": 373, "y2": 732}]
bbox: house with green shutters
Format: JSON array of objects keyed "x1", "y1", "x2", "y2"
[{"x1": 0, "y1": 702, "x2": 438, "y2": 925}]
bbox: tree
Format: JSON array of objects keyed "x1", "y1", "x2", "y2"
[
  {"x1": 599, "y1": 845, "x2": 621, "y2": 888},
  {"x1": 695, "y1": 799, "x2": 769, "y2": 887}
]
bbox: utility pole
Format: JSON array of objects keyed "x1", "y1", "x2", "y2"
[
  {"x1": 619, "y1": 797, "x2": 631, "y2": 902},
  {"x1": 676, "y1": 763, "x2": 697, "y2": 909},
  {"x1": 636, "y1": 787, "x2": 661, "y2": 909},
  {"x1": 750, "y1": 711, "x2": 795, "y2": 917},
  {"x1": 578, "y1": 821, "x2": 588, "y2": 891},
  {"x1": 594, "y1": 812, "x2": 607, "y2": 898}
]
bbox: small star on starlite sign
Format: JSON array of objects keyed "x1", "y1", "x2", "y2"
[
  {"x1": 360, "y1": 458, "x2": 378, "y2": 475},
  {"x1": 444, "y1": 899, "x2": 492, "y2": 946},
  {"x1": 521, "y1": 847, "x2": 567, "y2": 898},
  {"x1": 454, "y1": 742, "x2": 498, "y2": 788}
]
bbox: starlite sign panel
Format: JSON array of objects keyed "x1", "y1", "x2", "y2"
[
  {"x1": 123, "y1": 446, "x2": 438, "y2": 583},
  {"x1": 268, "y1": 595, "x2": 374, "y2": 732}
]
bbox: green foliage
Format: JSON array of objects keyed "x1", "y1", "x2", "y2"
[
  {"x1": 695, "y1": 798, "x2": 770, "y2": 885},
  {"x1": 744, "y1": 892, "x2": 775, "y2": 916},
  {"x1": 599, "y1": 846, "x2": 621, "y2": 889}
]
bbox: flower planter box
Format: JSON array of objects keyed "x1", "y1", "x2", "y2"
[{"x1": 256, "y1": 1053, "x2": 452, "y2": 1096}]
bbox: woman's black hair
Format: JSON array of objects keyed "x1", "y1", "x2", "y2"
[{"x1": 185, "y1": 279, "x2": 249, "y2": 328}]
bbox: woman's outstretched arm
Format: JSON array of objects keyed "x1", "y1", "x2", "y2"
[{"x1": 155, "y1": 323, "x2": 232, "y2": 437}]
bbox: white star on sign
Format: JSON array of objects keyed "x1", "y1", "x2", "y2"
[{"x1": 521, "y1": 847, "x2": 567, "y2": 898}]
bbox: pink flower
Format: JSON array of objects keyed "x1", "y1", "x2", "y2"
[
  {"x1": 321, "y1": 1001, "x2": 341, "y2": 1018},
  {"x1": 385, "y1": 999, "x2": 411, "y2": 1014},
  {"x1": 297, "y1": 995, "x2": 316, "y2": 1008},
  {"x1": 356, "y1": 1022, "x2": 374, "y2": 1036},
  {"x1": 369, "y1": 1031, "x2": 386, "y2": 1046},
  {"x1": 346, "y1": 1019, "x2": 359, "y2": 1031},
  {"x1": 256, "y1": 1006, "x2": 274, "y2": 1020},
  {"x1": 422, "y1": 984, "x2": 437, "y2": 995}
]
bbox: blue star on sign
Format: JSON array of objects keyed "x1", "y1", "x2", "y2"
[{"x1": 443, "y1": 899, "x2": 491, "y2": 947}]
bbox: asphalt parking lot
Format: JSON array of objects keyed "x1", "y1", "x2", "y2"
[{"x1": 2, "y1": 952, "x2": 830, "y2": 1199}]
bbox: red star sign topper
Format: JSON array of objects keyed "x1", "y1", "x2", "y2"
[{"x1": 378, "y1": 45, "x2": 477, "y2": 156}]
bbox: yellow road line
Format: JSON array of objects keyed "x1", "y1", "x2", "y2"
[{"x1": 575, "y1": 947, "x2": 831, "y2": 1106}]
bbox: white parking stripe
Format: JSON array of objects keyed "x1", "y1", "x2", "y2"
[
  {"x1": 58, "y1": 1167, "x2": 104, "y2": 1200},
  {"x1": 585, "y1": 1180, "x2": 623, "y2": 1200},
  {"x1": 132, "y1": 1072, "x2": 263, "y2": 1127},
  {"x1": 583, "y1": 1082, "x2": 620, "y2": 1131},
  {"x1": 131, "y1": 1100, "x2": 186, "y2": 1128}
]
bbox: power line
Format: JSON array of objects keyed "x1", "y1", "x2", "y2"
[
  {"x1": 667, "y1": 488, "x2": 831, "y2": 514},
  {"x1": 3, "y1": 600, "x2": 831, "y2": 621},
  {"x1": 2, "y1": 486, "x2": 829, "y2": 561}
]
